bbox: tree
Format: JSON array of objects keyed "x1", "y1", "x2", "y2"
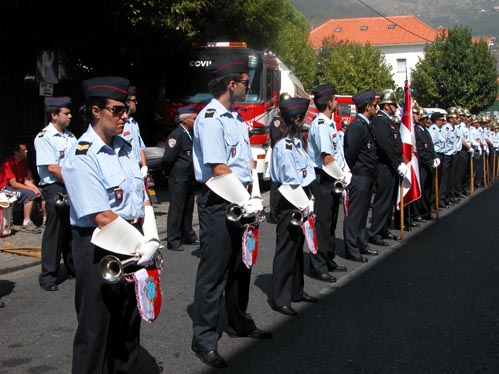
[
  {"x1": 411, "y1": 26, "x2": 498, "y2": 113},
  {"x1": 316, "y1": 39, "x2": 394, "y2": 94}
]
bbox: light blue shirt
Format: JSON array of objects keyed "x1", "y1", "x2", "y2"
[
  {"x1": 193, "y1": 98, "x2": 253, "y2": 184},
  {"x1": 271, "y1": 137, "x2": 315, "y2": 187},
  {"x1": 62, "y1": 125, "x2": 147, "y2": 227},
  {"x1": 307, "y1": 112, "x2": 345, "y2": 169},
  {"x1": 428, "y1": 124, "x2": 446, "y2": 153},
  {"x1": 441, "y1": 123, "x2": 457, "y2": 155},
  {"x1": 34, "y1": 123, "x2": 77, "y2": 186},
  {"x1": 120, "y1": 117, "x2": 145, "y2": 165},
  {"x1": 453, "y1": 122, "x2": 463, "y2": 152}
]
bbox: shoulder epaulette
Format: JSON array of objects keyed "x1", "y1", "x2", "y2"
[
  {"x1": 285, "y1": 140, "x2": 293, "y2": 150},
  {"x1": 318, "y1": 118, "x2": 325, "y2": 125},
  {"x1": 205, "y1": 109, "x2": 216, "y2": 118},
  {"x1": 37, "y1": 130, "x2": 46, "y2": 138},
  {"x1": 75, "y1": 141, "x2": 91, "y2": 155}
]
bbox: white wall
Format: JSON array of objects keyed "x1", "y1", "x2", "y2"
[{"x1": 378, "y1": 43, "x2": 429, "y2": 88}]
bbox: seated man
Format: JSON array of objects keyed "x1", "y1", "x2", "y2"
[{"x1": 0, "y1": 143, "x2": 42, "y2": 233}]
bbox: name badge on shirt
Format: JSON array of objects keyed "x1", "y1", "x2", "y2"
[
  {"x1": 114, "y1": 188, "x2": 123, "y2": 201},
  {"x1": 59, "y1": 150, "x2": 65, "y2": 158},
  {"x1": 231, "y1": 146, "x2": 237, "y2": 157},
  {"x1": 302, "y1": 169, "x2": 307, "y2": 178}
]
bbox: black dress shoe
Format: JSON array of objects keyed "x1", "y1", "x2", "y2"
[
  {"x1": 346, "y1": 254, "x2": 368, "y2": 263},
  {"x1": 309, "y1": 271, "x2": 336, "y2": 283},
  {"x1": 327, "y1": 260, "x2": 347, "y2": 272},
  {"x1": 40, "y1": 284, "x2": 58, "y2": 291},
  {"x1": 247, "y1": 327, "x2": 272, "y2": 339},
  {"x1": 227, "y1": 327, "x2": 272, "y2": 339},
  {"x1": 183, "y1": 239, "x2": 200, "y2": 245},
  {"x1": 271, "y1": 304, "x2": 298, "y2": 316},
  {"x1": 413, "y1": 216, "x2": 427, "y2": 223},
  {"x1": 194, "y1": 350, "x2": 227, "y2": 368},
  {"x1": 292, "y1": 292, "x2": 319, "y2": 303},
  {"x1": 409, "y1": 222, "x2": 420, "y2": 228},
  {"x1": 381, "y1": 232, "x2": 401, "y2": 241},
  {"x1": 361, "y1": 247, "x2": 379, "y2": 256},
  {"x1": 368, "y1": 237, "x2": 389, "y2": 246},
  {"x1": 167, "y1": 244, "x2": 184, "y2": 251}
]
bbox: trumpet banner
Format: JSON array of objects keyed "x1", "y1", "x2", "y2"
[{"x1": 130, "y1": 268, "x2": 162, "y2": 323}]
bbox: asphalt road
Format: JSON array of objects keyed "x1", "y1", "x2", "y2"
[{"x1": 1, "y1": 183, "x2": 499, "y2": 374}]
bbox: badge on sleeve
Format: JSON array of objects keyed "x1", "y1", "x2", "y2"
[
  {"x1": 114, "y1": 188, "x2": 123, "y2": 201},
  {"x1": 168, "y1": 138, "x2": 177, "y2": 148}
]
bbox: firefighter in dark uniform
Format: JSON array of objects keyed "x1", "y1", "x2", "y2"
[
  {"x1": 191, "y1": 56, "x2": 271, "y2": 369},
  {"x1": 162, "y1": 104, "x2": 199, "y2": 251},
  {"x1": 368, "y1": 89, "x2": 406, "y2": 247},
  {"x1": 343, "y1": 90, "x2": 378, "y2": 263},
  {"x1": 62, "y1": 76, "x2": 161, "y2": 374},
  {"x1": 35, "y1": 96, "x2": 77, "y2": 291},
  {"x1": 414, "y1": 108, "x2": 439, "y2": 220}
]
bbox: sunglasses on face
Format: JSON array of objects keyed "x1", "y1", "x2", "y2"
[{"x1": 104, "y1": 105, "x2": 129, "y2": 116}]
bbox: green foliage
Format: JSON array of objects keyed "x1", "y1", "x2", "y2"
[
  {"x1": 317, "y1": 39, "x2": 394, "y2": 94},
  {"x1": 411, "y1": 26, "x2": 498, "y2": 113}
]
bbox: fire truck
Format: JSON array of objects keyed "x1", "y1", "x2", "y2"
[{"x1": 153, "y1": 41, "x2": 313, "y2": 175}]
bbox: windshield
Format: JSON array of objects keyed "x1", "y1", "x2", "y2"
[{"x1": 158, "y1": 48, "x2": 262, "y2": 104}]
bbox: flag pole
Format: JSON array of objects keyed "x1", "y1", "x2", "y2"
[
  {"x1": 434, "y1": 166, "x2": 439, "y2": 221},
  {"x1": 470, "y1": 154, "x2": 475, "y2": 196},
  {"x1": 483, "y1": 152, "x2": 487, "y2": 187},
  {"x1": 400, "y1": 179, "x2": 404, "y2": 242}
]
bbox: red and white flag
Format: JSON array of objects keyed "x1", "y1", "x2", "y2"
[{"x1": 397, "y1": 81, "x2": 421, "y2": 209}]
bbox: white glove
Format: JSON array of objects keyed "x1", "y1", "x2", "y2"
[
  {"x1": 468, "y1": 147, "x2": 474, "y2": 155},
  {"x1": 478, "y1": 147, "x2": 482, "y2": 156},
  {"x1": 140, "y1": 165, "x2": 148, "y2": 179},
  {"x1": 136, "y1": 240, "x2": 160, "y2": 267},
  {"x1": 344, "y1": 170, "x2": 352, "y2": 186},
  {"x1": 485, "y1": 147, "x2": 489, "y2": 156},
  {"x1": 397, "y1": 162, "x2": 409, "y2": 177},
  {"x1": 432, "y1": 158, "x2": 440, "y2": 168},
  {"x1": 242, "y1": 197, "x2": 264, "y2": 216},
  {"x1": 308, "y1": 198, "x2": 315, "y2": 213}
]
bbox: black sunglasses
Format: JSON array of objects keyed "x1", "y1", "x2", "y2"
[
  {"x1": 236, "y1": 79, "x2": 250, "y2": 87},
  {"x1": 103, "y1": 105, "x2": 129, "y2": 116}
]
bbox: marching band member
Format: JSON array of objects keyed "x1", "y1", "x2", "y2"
[
  {"x1": 62, "y1": 76, "x2": 160, "y2": 374},
  {"x1": 270, "y1": 97, "x2": 319, "y2": 317},
  {"x1": 306, "y1": 84, "x2": 348, "y2": 283},
  {"x1": 191, "y1": 56, "x2": 271, "y2": 369}
]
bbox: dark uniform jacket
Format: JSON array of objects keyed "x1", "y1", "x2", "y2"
[
  {"x1": 415, "y1": 124, "x2": 436, "y2": 168},
  {"x1": 162, "y1": 124, "x2": 194, "y2": 177},
  {"x1": 344, "y1": 114, "x2": 378, "y2": 178},
  {"x1": 370, "y1": 110, "x2": 403, "y2": 172}
]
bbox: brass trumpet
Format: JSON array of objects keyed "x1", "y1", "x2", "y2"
[
  {"x1": 290, "y1": 210, "x2": 305, "y2": 226},
  {"x1": 333, "y1": 179, "x2": 346, "y2": 194},
  {"x1": 226, "y1": 203, "x2": 244, "y2": 223},
  {"x1": 99, "y1": 251, "x2": 164, "y2": 284},
  {"x1": 54, "y1": 192, "x2": 70, "y2": 207},
  {"x1": 225, "y1": 203, "x2": 265, "y2": 225}
]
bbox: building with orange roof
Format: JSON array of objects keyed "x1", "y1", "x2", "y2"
[{"x1": 309, "y1": 15, "x2": 445, "y2": 88}]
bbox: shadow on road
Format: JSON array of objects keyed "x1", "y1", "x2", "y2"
[{"x1": 196, "y1": 184, "x2": 499, "y2": 374}]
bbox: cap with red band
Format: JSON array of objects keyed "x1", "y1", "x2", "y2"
[{"x1": 82, "y1": 76, "x2": 129, "y2": 102}]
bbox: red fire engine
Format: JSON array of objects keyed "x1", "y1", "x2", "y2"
[{"x1": 153, "y1": 41, "x2": 313, "y2": 175}]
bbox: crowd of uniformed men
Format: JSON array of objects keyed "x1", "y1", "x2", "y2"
[{"x1": 2, "y1": 53, "x2": 499, "y2": 372}]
